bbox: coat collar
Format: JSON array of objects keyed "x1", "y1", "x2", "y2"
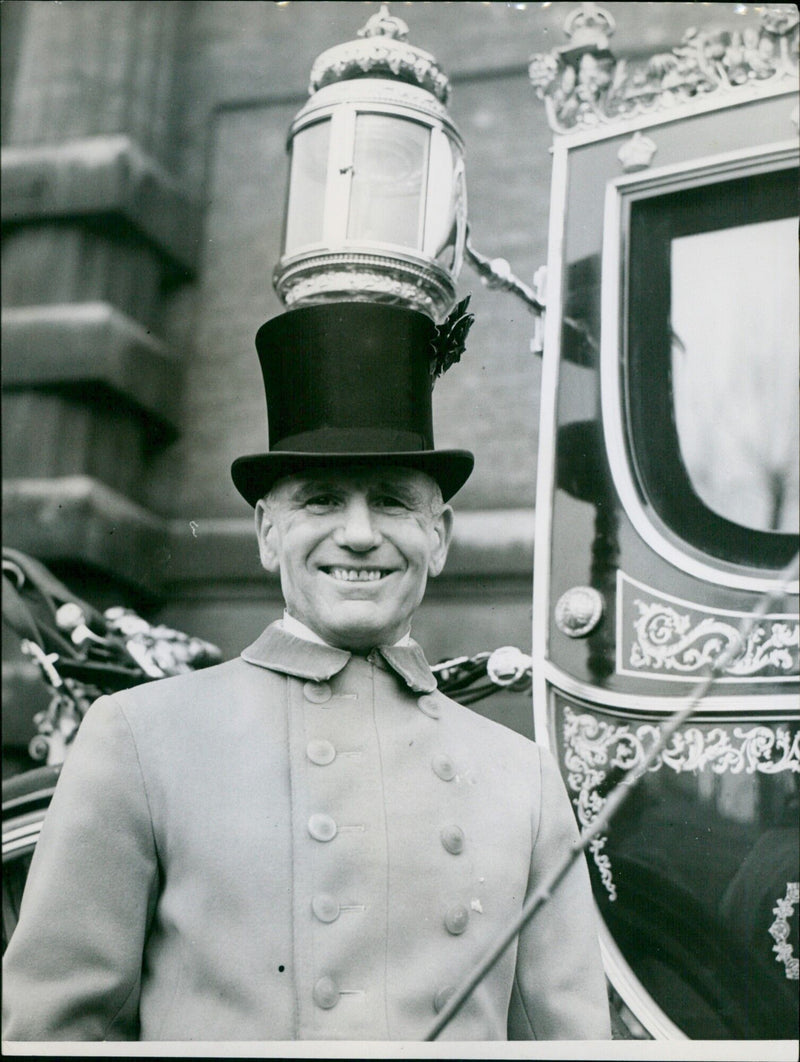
[{"x1": 241, "y1": 622, "x2": 438, "y2": 694}]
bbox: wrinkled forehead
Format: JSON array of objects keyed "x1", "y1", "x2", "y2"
[{"x1": 270, "y1": 465, "x2": 441, "y2": 507}]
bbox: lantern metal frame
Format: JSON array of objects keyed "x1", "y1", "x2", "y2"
[
  {"x1": 272, "y1": 3, "x2": 542, "y2": 325},
  {"x1": 273, "y1": 77, "x2": 467, "y2": 321}
]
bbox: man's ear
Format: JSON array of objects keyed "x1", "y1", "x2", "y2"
[
  {"x1": 255, "y1": 499, "x2": 281, "y2": 573},
  {"x1": 428, "y1": 504, "x2": 454, "y2": 578}
]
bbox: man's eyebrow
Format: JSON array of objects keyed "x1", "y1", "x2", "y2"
[
  {"x1": 288, "y1": 480, "x2": 343, "y2": 500},
  {"x1": 279, "y1": 474, "x2": 434, "y2": 509},
  {"x1": 371, "y1": 479, "x2": 413, "y2": 494},
  {"x1": 369, "y1": 480, "x2": 433, "y2": 507}
]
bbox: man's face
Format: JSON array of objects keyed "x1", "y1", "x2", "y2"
[{"x1": 255, "y1": 466, "x2": 453, "y2": 651}]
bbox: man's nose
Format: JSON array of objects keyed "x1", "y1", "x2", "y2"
[{"x1": 333, "y1": 497, "x2": 382, "y2": 551}]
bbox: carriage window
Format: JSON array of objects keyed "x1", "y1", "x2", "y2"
[
  {"x1": 627, "y1": 165, "x2": 799, "y2": 570},
  {"x1": 671, "y1": 217, "x2": 799, "y2": 534}
]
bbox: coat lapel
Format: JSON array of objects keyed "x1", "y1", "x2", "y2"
[
  {"x1": 377, "y1": 644, "x2": 437, "y2": 693},
  {"x1": 241, "y1": 623, "x2": 438, "y2": 693},
  {"x1": 241, "y1": 624, "x2": 351, "y2": 681}
]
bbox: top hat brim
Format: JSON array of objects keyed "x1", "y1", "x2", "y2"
[{"x1": 231, "y1": 449, "x2": 474, "y2": 507}]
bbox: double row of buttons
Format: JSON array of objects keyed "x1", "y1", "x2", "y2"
[
  {"x1": 312, "y1": 976, "x2": 459, "y2": 1014},
  {"x1": 304, "y1": 677, "x2": 470, "y2": 1015},
  {"x1": 305, "y1": 680, "x2": 440, "y2": 715},
  {"x1": 308, "y1": 815, "x2": 464, "y2": 858}
]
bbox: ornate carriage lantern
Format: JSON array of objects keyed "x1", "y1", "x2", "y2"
[{"x1": 273, "y1": 5, "x2": 466, "y2": 323}]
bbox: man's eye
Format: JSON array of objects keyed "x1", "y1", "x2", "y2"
[
  {"x1": 305, "y1": 495, "x2": 338, "y2": 509},
  {"x1": 374, "y1": 495, "x2": 408, "y2": 510}
]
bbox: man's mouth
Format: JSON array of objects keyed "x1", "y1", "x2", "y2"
[{"x1": 321, "y1": 567, "x2": 393, "y2": 583}]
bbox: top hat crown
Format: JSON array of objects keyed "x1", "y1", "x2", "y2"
[{"x1": 231, "y1": 302, "x2": 474, "y2": 506}]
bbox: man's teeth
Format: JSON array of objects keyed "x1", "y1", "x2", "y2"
[{"x1": 327, "y1": 568, "x2": 387, "y2": 582}]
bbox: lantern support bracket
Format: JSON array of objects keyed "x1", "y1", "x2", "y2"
[{"x1": 464, "y1": 226, "x2": 545, "y2": 316}]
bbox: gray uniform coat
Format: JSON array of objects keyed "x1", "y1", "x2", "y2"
[{"x1": 3, "y1": 623, "x2": 610, "y2": 1041}]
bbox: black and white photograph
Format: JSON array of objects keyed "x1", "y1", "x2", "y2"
[{"x1": 1, "y1": 1, "x2": 798, "y2": 1057}]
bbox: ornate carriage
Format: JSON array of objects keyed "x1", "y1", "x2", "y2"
[{"x1": 528, "y1": 2, "x2": 799, "y2": 1039}]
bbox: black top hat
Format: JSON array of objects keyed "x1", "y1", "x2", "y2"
[{"x1": 231, "y1": 302, "x2": 474, "y2": 506}]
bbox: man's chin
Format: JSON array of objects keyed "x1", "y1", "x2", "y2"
[{"x1": 318, "y1": 607, "x2": 403, "y2": 652}]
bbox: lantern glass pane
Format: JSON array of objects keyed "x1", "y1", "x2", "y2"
[
  {"x1": 284, "y1": 119, "x2": 331, "y2": 253},
  {"x1": 347, "y1": 113, "x2": 428, "y2": 248},
  {"x1": 423, "y1": 132, "x2": 465, "y2": 271}
]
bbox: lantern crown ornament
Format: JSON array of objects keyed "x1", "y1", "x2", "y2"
[
  {"x1": 309, "y1": 5, "x2": 451, "y2": 104},
  {"x1": 273, "y1": 4, "x2": 467, "y2": 322}
]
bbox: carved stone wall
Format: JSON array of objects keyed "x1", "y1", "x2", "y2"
[{"x1": 1, "y1": 0, "x2": 200, "y2": 599}]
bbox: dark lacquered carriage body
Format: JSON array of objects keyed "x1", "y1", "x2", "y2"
[{"x1": 531, "y1": 28, "x2": 799, "y2": 1040}]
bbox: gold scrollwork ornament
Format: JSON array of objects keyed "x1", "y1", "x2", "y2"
[
  {"x1": 769, "y1": 881, "x2": 799, "y2": 980},
  {"x1": 561, "y1": 706, "x2": 799, "y2": 899},
  {"x1": 630, "y1": 599, "x2": 799, "y2": 676}
]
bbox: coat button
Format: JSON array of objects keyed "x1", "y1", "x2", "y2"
[
  {"x1": 431, "y1": 754, "x2": 456, "y2": 781},
  {"x1": 308, "y1": 813, "x2": 337, "y2": 842},
  {"x1": 417, "y1": 693, "x2": 440, "y2": 718},
  {"x1": 440, "y1": 824, "x2": 465, "y2": 855},
  {"x1": 313, "y1": 976, "x2": 339, "y2": 1009},
  {"x1": 307, "y1": 739, "x2": 336, "y2": 766},
  {"x1": 433, "y1": 985, "x2": 456, "y2": 1013},
  {"x1": 312, "y1": 893, "x2": 341, "y2": 923},
  {"x1": 444, "y1": 903, "x2": 469, "y2": 935},
  {"x1": 304, "y1": 680, "x2": 332, "y2": 704}
]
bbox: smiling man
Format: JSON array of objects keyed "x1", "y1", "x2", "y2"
[
  {"x1": 3, "y1": 302, "x2": 611, "y2": 1043},
  {"x1": 256, "y1": 467, "x2": 452, "y2": 652}
]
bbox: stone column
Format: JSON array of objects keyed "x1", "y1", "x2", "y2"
[{"x1": 1, "y1": 0, "x2": 201, "y2": 600}]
